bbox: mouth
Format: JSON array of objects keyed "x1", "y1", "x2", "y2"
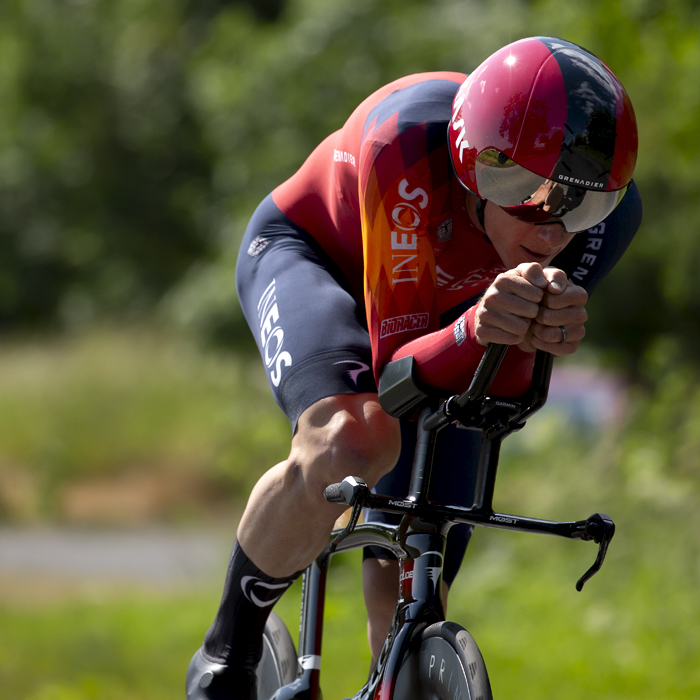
[{"x1": 520, "y1": 246, "x2": 552, "y2": 264}]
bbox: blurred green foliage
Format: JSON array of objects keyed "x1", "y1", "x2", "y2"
[
  {"x1": 0, "y1": 0, "x2": 218, "y2": 329},
  {"x1": 0, "y1": 330, "x2": 698, "y2": 697},
  {"x1": 0, "y1": 326, "x2": 291, "y2": 523},
  {"x1": 1, "y1": 0, "x2": 698, "y2": 377},
  {"x1": 2, "y1": 4, "x2": 698, "y2": 696},
  {"x1": 2, "y1": 413, "x2": 700, "y2": 700}
]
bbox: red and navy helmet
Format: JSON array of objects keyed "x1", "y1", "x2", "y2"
[{"x1": 449, "y1": 37, "x2": 638, "y2": 232}]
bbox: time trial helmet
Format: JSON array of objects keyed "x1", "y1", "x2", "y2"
[{"x1": 449, "y1": 36, "x2": 638, "y2": 233}]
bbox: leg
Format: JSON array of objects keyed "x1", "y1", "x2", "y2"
[
  {"x1": 363, "y1": 559, "x2": 452, "y2": 666},
  {"x1": 239, "y1": 392, "x2": 402, "y2": 576},
  {"x1": 189, "y1": 394, "x2": 401, "y2": 700},
  {"x1": 189, "y1": 196, "x2": 395, "y2": 699},
  {"x1": 363, "y1": 558, "x2": 399, "y2": 664}
]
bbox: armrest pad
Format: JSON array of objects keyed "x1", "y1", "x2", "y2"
[{"x1": 378, "y1": 356, "x2": 430, "y2": 418}]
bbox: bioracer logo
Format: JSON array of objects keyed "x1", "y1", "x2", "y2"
[{"x1": 380, "y1": 313, "x2": 429, "y2": 338}]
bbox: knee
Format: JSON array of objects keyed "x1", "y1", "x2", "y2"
[{"x1": 293, "y1": 394, "x2": 402, "y2": 491}]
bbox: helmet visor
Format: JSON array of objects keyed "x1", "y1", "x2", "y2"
[{"x1": 473, "y1": 149, "x2": 627, "y2": 233}]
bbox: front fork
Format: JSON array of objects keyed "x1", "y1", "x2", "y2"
[
  {"x1": 366, "y1": 523, "x2": 450, "y2": 700},
  {"x1": 272, "y1": 522, "x2": 449, "y2": 700}
]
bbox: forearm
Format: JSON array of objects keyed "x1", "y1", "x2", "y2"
[{"x1": 389, "y1": 306, "x2": 535, "y2": 398}]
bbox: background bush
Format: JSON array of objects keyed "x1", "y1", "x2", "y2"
[
  {"x1": 0, "y1": 0, "x2": 698, "y2": 377},
  {"x1": 1, "y1": 2, "x2": 700, "y2": 698}
]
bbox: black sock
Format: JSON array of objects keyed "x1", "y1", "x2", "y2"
[{"x1": 203, "y1": 539, "x2": 299, "y2": 670}]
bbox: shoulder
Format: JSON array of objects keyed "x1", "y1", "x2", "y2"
[
  {"x1": 355, "y1": 72, "x2": 465, "y2": 186},
  {"x1": 360, "y1": 72, "x2": 466, "y2": 144}
]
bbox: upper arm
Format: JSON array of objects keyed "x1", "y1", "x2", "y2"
[{"x1": 551, "y1": 180, "x2": 643, "y2": 296}]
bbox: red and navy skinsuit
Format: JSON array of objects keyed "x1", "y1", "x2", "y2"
[
  {"x1": 270, "y1": 72, "x2": 640, "y2": 398},
  {"x1": 235, "y1": 73, "x2": 641, "y2": 582}
]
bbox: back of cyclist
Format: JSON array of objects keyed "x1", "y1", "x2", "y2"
[{"x1": 186, "y1": 36, "x2": 641, "y2": 700}]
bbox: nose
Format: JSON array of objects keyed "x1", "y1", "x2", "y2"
[{"x1": 535, "y1": 222, "x2": 569, "y2": 250}]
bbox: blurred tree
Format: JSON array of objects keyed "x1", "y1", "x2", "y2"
[
  {"x1": 0, "y1": 0, "x2": 212, "y2": 328},
  {"x1": 0, "y1": 0, "x2": 225, "y2": 330},
  {"x1": 2, "y1": 0, "x2": 699, "y2": 383},
  {"x1": 171, "y1": 0, "x2": 700, "y2": 381},
  {"x1": 166, "y1": 0, "x2": 533, "y2": 345},
  {"x1": 185, "y1": 0, "x2": 288, "y2": 25},
  {"x1": 527, "y1": 0, "x2": 700, "y2": 376}
]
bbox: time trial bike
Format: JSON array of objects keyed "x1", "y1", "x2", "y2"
[{"x1": 255, "y1": 344, "x2": 616, "y2": 699}]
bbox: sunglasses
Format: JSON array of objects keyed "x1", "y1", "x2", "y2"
[{"x1": 473, "y1": 149, "x2": 628, "y2": 233}]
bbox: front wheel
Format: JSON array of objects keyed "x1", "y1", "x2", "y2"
[
  {"x1": 393, "y1": 621, "x2": 492, "y2": 700},
  {"x1": 257, "y1": 611, "x2": 298, "y2": 699}
]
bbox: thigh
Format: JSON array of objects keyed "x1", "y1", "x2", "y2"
[{"x1": 236, "y1": 195, "x2": 377, "y2": 431}]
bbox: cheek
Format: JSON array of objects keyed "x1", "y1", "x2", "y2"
[
  {"x1": 527, "y1": 226, "x2": 573, "y2": 250},
  {"x1": 485, "y1": 205, "x2": 529, "y2": 242},
  {"x1": 509, "y1": 225, "x2": 542, "y2": 252}
]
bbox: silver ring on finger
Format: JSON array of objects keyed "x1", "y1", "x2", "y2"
[{"x1": 559, "y1": 326, "x2": 568, "y2": 343}]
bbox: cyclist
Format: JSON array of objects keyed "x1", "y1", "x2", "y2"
[{"x1": 187, "y1": 36, "x2": 641, "y2": 699}]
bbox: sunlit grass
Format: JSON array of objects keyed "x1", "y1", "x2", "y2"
[
  {"x1": 1, "y1": 328, "x2": 699, "y2": 698},
  {"x1": 0, "y1": 557, "x2": 370, "y2": 700},
  {"x1": 3, "y1": 530, "x2": 699, "y2": 700}
]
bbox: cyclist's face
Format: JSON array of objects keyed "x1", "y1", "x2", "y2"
[{"x1": 483, "y1": 201, "x2": 575, "y2": 270}]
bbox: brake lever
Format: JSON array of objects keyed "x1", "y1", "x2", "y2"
[
  {"x1": 324, "y1": 477, "x2": 370, "y2": 552},
  {"x1": 574, "y1": 513, "x2": 616, "y2": 591}
]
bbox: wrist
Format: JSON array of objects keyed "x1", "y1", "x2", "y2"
[{"x1": 465, "y1": 305, "x2": 487, "y2": 350}]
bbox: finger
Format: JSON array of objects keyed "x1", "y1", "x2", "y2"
[
  {"x1": 536, "y1": 304, "x2": 588, "y2": 327},
  {"x1": 477, "y1": 305, "x2": 533, "y2": 337},
  {"x1": 529, "y1": 335, "x2": 578, "y2": 357},
  {"x1": 514, "y1": 262, "x2": 548, "y2": 289},
  {"x1": 475, "y1": 324, "x2": 528, "y2": 346},
  {"x1": 489, "y1": 271, "x2": 545, "y2": 305},
  {"x1": 516, "y1": 327, "x2": 538, "y2": 354},
  {"x1": 542, "y1": 267, "x2": 569, "y2": 294},
  {"x1": 481, "y1": 288, "x2": 541, "y2": 320},
  {"x1": 531, "y1": 321, "x2": 586, "y2": 345},
  {"x1": 540, "y1": 283, "x2": 588, "y2": 311},
  {"x1": 529, "y1": 325, "x2": 585, "y2": 357}
]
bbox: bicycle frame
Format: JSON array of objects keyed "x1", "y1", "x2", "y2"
[{"x1": 271, "y1": 345, "x2": 615, "y2": 700}]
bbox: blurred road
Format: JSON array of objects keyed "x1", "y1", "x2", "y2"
[{"x1": 0, "y1": 527, "x2": 230, "y2": 586}]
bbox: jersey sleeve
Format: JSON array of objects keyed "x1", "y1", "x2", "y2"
[{"x1": 389, "y1": 306, "x2": 536, "y2": 398}]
